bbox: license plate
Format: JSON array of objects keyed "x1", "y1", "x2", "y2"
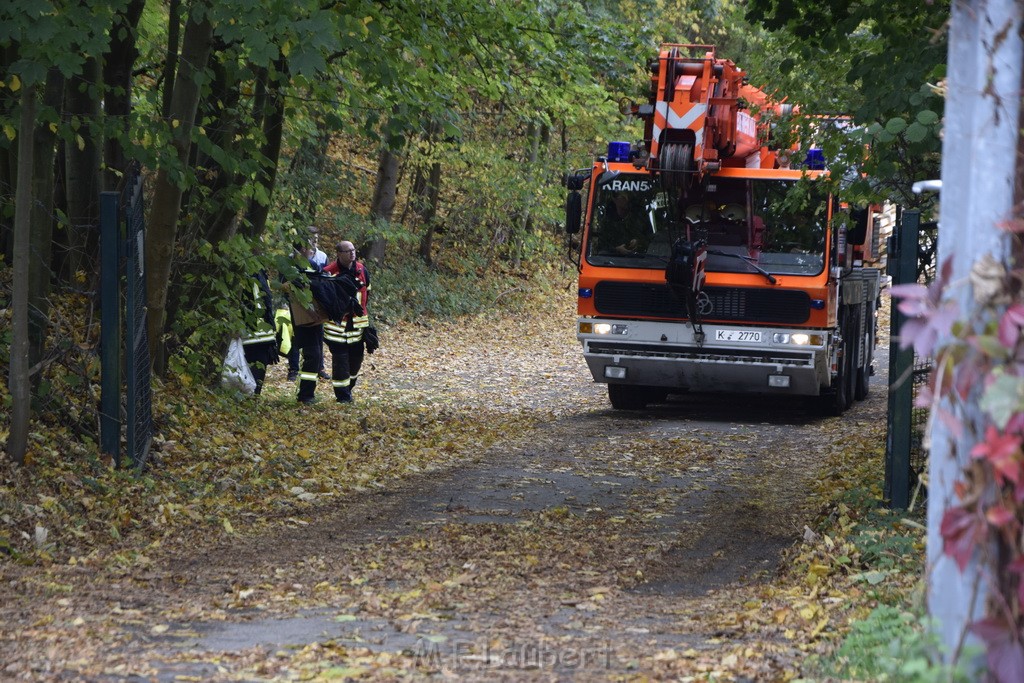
[{"x1": 715, "y1": 330, "x2": 762, "y2": 343}]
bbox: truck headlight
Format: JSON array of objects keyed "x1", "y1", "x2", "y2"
[
  {"x1": 772, "y1": 333, "x2": 821, "y2": 346},
  {"x1": 592, "y1": 323, "x2": 628, "y2": 335}
]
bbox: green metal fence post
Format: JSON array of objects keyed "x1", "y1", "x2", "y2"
[
  {"x1": 99, "y1": 191, "x2": 121, "y2": 465},
  {"x1": 885, "y1": 209, "x2": 920, "y2": 509}
]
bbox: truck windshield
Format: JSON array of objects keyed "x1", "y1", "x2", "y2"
[{"x1": 585, "y1": 173, "x2": 828, "y2": 277}]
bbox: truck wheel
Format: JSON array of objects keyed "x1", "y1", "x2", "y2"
[
  {"x1": 818, "y1": 311, "x2": 852, "y2": 416},
  {"x1": 855, "y1": 314, "x2": 873, "y2": 400},
  {"x1": 608, "y1": 384, "x2": 649, "y2": 410},
  {"x1": 844, "y1": 314, "x2": 858, "y2": 407}
]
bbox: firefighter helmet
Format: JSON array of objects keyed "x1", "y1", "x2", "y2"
[
  {"x1": 721, "y1": 204, "x2": 746, "y2": 222},
  {"x1": 684, "y1": 204, "x2": 707, "y2": 223}
]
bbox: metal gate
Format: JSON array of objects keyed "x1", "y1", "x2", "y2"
[
  {"x1": 884, "y1": 209, "x2": 936, "y2": 508},
  {"x1": 99, "y1": 163, "x2": 153, "y2": 469}
]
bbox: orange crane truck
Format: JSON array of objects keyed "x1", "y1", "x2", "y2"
[{"x1": 563, "y1": 44, "x2": 881, "y2": 413}]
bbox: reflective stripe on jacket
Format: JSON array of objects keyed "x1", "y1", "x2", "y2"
[{"x1": 243, "y1": 275, "x2": 276, "y2": 345}]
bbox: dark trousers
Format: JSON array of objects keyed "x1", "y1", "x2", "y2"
[
  {"x1": 294, "y1": 324, "x2": 323, "y2": 402},
  {"x1": 242, "y1": 341, "x2": 277, "y2": 395},
  {"x1": 288, "y1": 325, "x2": 324, "y2": 375},
  {"x1": 325, "y1": 338, "x2": 365, "y2": 402}
]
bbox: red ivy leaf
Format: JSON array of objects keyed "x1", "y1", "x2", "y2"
[
  {"x1": 971, "y1": 617, "x2": 1024, "y2": 683},
  {"x1": 998, "y1": 303, "x2": 1024, "y2": 347},
  {"x1": 970, "y1": 426, "x2": 1023, "y2": 486},
  {"x1": 1006, "y1": 412, "x2": 1024, "y2": 436},
  {"x1": 997, "y1": 217, "x2": 1024, "y2": 234},
  {"x1": 892, "y1": 259, "x2": 959, "y2": 357},
  {"x1": 1007, "y1": 558, "x2": 1024, "y2": 607},
  {"x1": 937, "y1": 404, "x2": 965, "y2": 440},
  {"x1": 940, "y1": 506, "x2": 987, "y2": 572},
  {"x1": 985, "y1": 504, "x2": 1016, "y2": 528}
]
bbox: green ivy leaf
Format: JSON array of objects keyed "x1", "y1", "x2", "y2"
[
  {"x1": 916, "y1": 110, "x2": 939, "y2": 125},
  {"x1": 974, "y1": 335, "x2": 1009, "y2": 360},
  {"x1": 979, "y1": 370, "x2": 1024, "y2": 429}
]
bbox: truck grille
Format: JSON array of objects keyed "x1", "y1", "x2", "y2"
[
  {"x1": 588, "y1": 341, "x2": 814, "y2": 366},
  {"x1": 593, "y1": 282, "x2": 811, "y2": 324}
]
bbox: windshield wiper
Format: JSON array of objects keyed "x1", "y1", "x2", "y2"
[{"x1": 706, "y1": 250, "x2": 777, "y2": 285}]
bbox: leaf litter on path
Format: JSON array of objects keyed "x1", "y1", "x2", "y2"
[{"x1": 0, "y1": 289, "x2": 914, "y2": 681}]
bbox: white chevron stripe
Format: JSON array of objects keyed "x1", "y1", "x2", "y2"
[{"x1": 667, "y1": 103, "x2": 706, "y2": 130}]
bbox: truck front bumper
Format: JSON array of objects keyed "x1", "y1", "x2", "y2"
[{"x1": 579, "y1": 319, "x2": 830, "y2": 396}]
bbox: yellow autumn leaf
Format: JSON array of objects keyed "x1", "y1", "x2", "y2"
[
  {"x1": 9, "y1": 75, "x2": 20, "y2": 92},
  {"x1": 3, "y1": 124, "x2": 14, "y2": 141},
  {"x1": 223, "y1": 518, "x2": 234, "y2": 534},
  {"x1": 76, "y1": 134, "x2": 85, "y2": 151},
  {"x1": 810, "y1": 616, "x2": 830, "y2": 638}
]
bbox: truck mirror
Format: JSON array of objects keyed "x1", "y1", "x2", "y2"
[
  {"x1": 566, "y1": 192, "x2": 582, "y2": 235},
  {"x1": 564, "y1": 172, "x2": 588, "y2": 191}
]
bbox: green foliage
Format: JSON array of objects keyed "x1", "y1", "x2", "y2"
[
  {"x1": 813, "y1": 605, "x2": 975, "y2": 683},
  {"x1": 370, "y1": 239, "x2": 564, "y2": 322},
  {"x1": 743, "y1": 0, "x2": 948, "y2": 207},
  {"x1": 166, "y1": 234, "x2": 283, "y2": 384}
]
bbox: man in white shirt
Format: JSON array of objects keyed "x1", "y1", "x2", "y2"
[{"x1": 308, "y1": 225, "x2": 328, "y2": 269}]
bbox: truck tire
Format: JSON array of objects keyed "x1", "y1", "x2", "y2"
[
  {"x1": 855, "y1": 308, "x2": 874, "y2": 401},
  {"x1": 844, "y1": 313, "x2": 859, "y2": 407},
  {"x1": 608, "y1": 384, "x2": 649, "y2": 410},
  {"x1": 818, "y1": 310, "x2": 852, "y2": 416}
]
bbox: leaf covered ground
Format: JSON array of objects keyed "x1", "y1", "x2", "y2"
[{"x1": 0, "y1": 282, "x2": 924, "y2": 681}]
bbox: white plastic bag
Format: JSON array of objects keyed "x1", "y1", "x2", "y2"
[{"x1": 221, "y1": 338, "x2": 257, "y2": 395}]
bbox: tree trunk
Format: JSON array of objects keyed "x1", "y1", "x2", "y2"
[
  {"x1": 146, "y1": 6, "x2": 214, "y2": 375},
  {"x1": 416, "y1": 161, "x2": 441, "y2": 264},
  {"x1": 102, "y1": 0, "x2": 145, "y2": 191},
  {"x1": 367, "y1": 145, "x2": 401, "y2": 264},
  {"x1": 8, "y1": 82, "x2": 37, "y2": 465},
  {"x1": 1, "y1": 44, "x2": 19, "y2": 261},
  {"x1": 370, "y1": 145, "x2": 401, "y2": 221},
  {"x1": 161, "y1": 0, "x2": 181, "y2": 120},
  {"x1": 512, "y1": 121, "x2": 542, "y2": 268},
  {"x1": 196, "y1": 51, "x2": 244, "y2": 245},
  {"x1": 64, "y1": 57, "x2": 101, "y2": 280},
  {"x1": 27, "y1": 69, "x2": 65, "y2": 385},
  {"x1": 241, "y1": 57, "x2": 286, "y2": 241},
  {"x1": 241, "y1": 57, "x2": 286, "y2": 240},
  {"x1": 926, "y1": 0, "x2": 1023, "y2": 673}
]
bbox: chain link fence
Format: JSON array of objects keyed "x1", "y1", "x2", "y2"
[
  {"x1": 99, "y1": 163, "x2": 153, "y2": 469},
  {"x1": 885, "y1": 210, "x2": 936, "y2": 508}
]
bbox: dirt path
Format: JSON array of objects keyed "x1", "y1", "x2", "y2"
[{"x1": 1, "y1": 293, "x2": 890, "y2": 681}]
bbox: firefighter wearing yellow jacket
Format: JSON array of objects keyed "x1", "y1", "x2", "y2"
[{"x1": 323, "y1": 241, "x2": 371, "y2": 403}]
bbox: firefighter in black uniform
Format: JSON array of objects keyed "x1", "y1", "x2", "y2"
[
  {"x1": 241, "y1": 270, "x2": 278, "y2": 396},
  {"x1": 323, "y1": 240, "x2": 371, "y2": 403}
]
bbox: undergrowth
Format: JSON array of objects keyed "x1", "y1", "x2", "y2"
[
  {"x1": 790, "y1": 418, "x2": 971, "y2": 681},
  {"x1": 0, "y1": 239, "x2": 567, "y2": 565},
  {"x1": 369, "y1": 237, "x2": 575, "y2": 324}
]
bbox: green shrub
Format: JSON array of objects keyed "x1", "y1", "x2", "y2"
[{"x1": 813, "y1": 605, "x2": 975, "y2": 682}]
